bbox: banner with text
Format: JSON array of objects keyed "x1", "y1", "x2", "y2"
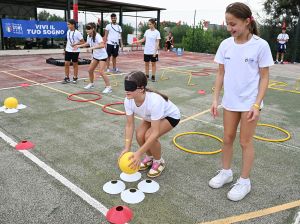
[{"x1": 1, "y1": 19, "x2": 67, "y2": 38}]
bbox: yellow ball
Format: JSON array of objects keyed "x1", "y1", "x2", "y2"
[
  {"x1": 4, "y1": 97, "x2": 18, "y2": 109},
  {"x1": 118, "y1": 152, "x2": 140, "y2": 174}
]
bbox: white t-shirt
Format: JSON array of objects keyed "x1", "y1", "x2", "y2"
[
  {"x1": 124, "y1": 92, "x2": 180, "y2": 121},
  {"x1": 87, "y1": 33, "x2": 108, "y2": 60},
  {"x1": 143, "y1": 29, "x2": 161, "y2": 55},
  {"x1": 277, "y1": 33, "x2": 289, "y2": 44},
  {"x1": 65, "y1": 30, "x2": 83, "y2": 53},
  {"x1": 105, "y1": 23, "x2": 122, "y2": 45},
  {"x1": 214, "y1": 35, "x2": 274, "y2": 111}
]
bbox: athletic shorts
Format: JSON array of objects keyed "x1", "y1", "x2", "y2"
[
  {"x1": 277, "y1": 43, "x2": 286, "y2": 53},
  {"x1": 65, "y1": 51, "x2": 80, "y2": 62},
  {"x1": 106, "y1": 44, "x2": 119, "y2": 57},
  {"x1": 165, "y1": 116, "x2": 180, "y2": 127},
  {"x1": 93, "y1": 57, "x2": 107, "y2": 62},
  {"x1": 144, "y1": 54, "x2": 158, "y2": 62}
]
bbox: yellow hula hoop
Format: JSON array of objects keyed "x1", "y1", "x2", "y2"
[
  {"x1": 254, "y1": 123, "x2": 291, "y2": 142},
  {"x1": 173, "y1": 132, "x2": 223, "y2": 155}
]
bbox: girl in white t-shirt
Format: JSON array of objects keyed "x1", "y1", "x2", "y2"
[
  {"x1": 134, "y1": 19, "x2": 161, "y2": 82},
  {"x1": 73, "y1": 23, "x2": 112, "y2": 93},
  {"x1": 121, "y1": 71, "x2": 180, "y2": 178},
  {"x1": 209, "y1": 2, "x2": 273, "y2": 201}
]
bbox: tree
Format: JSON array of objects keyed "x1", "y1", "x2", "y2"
[
  {"x1": 38, "y1": 10, "x2": 64, "y2": 21},
  {"x1": 263, "y1": 0, "x2": 300, "y2": 62},
  {"x1": 121, "y1": 24, "x2": 134, "y2": 45}
]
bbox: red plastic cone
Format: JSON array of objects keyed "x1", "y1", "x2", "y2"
[
  {"x1": 198, "y1": 90, "x2": 206, "y2": 95},
  {"x1": 15, "y1": 140, "x2": 35, "y2": 150},
  {"x1": 106, "y1": 205, "x2": 133, "y2": 224},
  {"x1": 20, "y1": 83, "x2": 30, "y2": 87}
]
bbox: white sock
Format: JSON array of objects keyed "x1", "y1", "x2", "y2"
[
  {"x1": 238, "y1": 177, "x2": 251, "y2": 185},
  {"x1": 221, "y1": 168, "x2": 233, "y2": 176},
  {"x1": 153, "y1": 158, "x2": 164, "y2": 163}
]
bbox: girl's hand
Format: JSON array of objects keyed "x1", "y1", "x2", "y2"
[
  {"x1": 128, "y1": 151, "x2": 142, "y2": 170},
  {"x1": 247, "y1": 108, "x2": 260, "y2": 122},
  {"x1": 210, "y1": 101, "x2": 218, "y2": 119},
  {"x1": 73, "y1": 45, "x2": 79, "y2": 51},
  {"x1": 119, "y1": 148, "x2": 129, "y2": 158}
]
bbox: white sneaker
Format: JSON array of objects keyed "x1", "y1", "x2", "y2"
[
  {"x1": 84, "y1": 83, "x2": 94, "y2": 89},
  {"x1": 102, "y1": 86, "x2": 112, "y2": 94},
  {"x1": 227, "y1": 179, "x2": 251, "y2": 201},
  {"x1": 209, "y1": 170, "x2": 233, "y2": 189},
  {"x1": 113, "y1": 67, "x2": 119, "y2": 73},
  {"x1": 106, "y1": 68, "x2": 110, "y2": 72}
]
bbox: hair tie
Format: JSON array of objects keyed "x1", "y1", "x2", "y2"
[{"x1": 250, "y1": 16, "x2": 254, "y2": 22}]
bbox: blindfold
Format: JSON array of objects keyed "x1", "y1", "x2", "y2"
[{"x1": 124, "y1": 80, "x2": 140, "y2": 91}]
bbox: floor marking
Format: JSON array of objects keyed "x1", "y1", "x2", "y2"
[
  {"x1": 199, "y1": 199, "x2": 300, "y2": 224},
  {"x1": 5, "y1": 64, "x2": 56, "y2": 80},
  {"x1": 294, "y1": 211, "x2": 300, "y2": 224},
  {"x1": 0, "y1": 130, "x2": 109, "y2": 216},
  {"x1": 2, "y1": 70, "x2": 142, "y2": 121}
]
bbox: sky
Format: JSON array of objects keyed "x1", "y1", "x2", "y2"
[
  {"x1": 39, "y1": 0, "x2": 267, "y2": 26},
  {"x1": 111, "y1": 0, "x2": 266, "y2": 25}
]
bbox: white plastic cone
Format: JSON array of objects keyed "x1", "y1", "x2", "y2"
[
  {"x1": 121, "y1": 188, "x2": 145, "y2": 204},
  {"x1": 103, "y1": 180, "x2": 126, "y2": 195},
  {"x1": 17, "y1": 104, "x2": 27, "y2": 109},
  {"x1": 120, "y1": 172, "x2": 141, "y2": 182},
  {"x1": 4, "y1": 108, "x2": 18, "y2": 114},
  {"x1": 137, "y1": 179, "x2": 160, "y2": 193}
]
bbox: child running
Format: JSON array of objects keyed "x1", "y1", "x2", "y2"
[
  {"x1": 134, "y1": 18, "x2": 161, "y2": 82},
  {"x1": 121, "y1": 71, "x2": 180, "y2": 177},
  {"x1": 209, "y1": 2, "x2": 274, "y2": 201},
  {"x1": 73, "y1": 22, "x2": 112, "y2": 93}
]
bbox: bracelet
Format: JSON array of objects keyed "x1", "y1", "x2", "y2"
[{"x1": 253, "y1": 104, "x2": 260, "y2": 109}]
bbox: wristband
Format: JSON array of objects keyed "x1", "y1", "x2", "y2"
[{"x1": 253, "y1": 104, "x2": 260, "y2": 109}]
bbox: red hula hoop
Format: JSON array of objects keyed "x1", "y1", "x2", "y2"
[
  {"x1": 102, "y1": 102, "x2": 126, "y2": 115},
  {"x1": 67, "y1": 92, "x2": 102, "y2": 102}
]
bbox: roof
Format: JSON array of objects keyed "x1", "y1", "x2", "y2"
[{"x1": 1, "y1": 0, "x2": 166, "y2": 13}]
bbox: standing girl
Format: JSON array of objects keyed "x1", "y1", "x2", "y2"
[
  {"x1": 121, "y1": 71, "x2": 180, "y2": 178},
  {"x1": 165, "y1": 32, "x2": 174, "y2": 51},
  {"x1": 209, "y1": 2, "x2": 273, "y2": 201},
  {"x1": 135, "y1": 19, "x2": 161, "y2": 82},
  {"x1": 63, "y1": 19, "x2": 84, "y2": 84},
  {"x1": 73, "y1": 23, "x2": 112, "y2": 93}
]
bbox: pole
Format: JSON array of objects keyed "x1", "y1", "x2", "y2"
[
  {"x1": 157, "y1": 10, "x2": 161, "y2": 31},
  {"x1": 67, "y1": 0, "x2": 71, "y2": 20},
  {"x1": 73, "y1": 0, "x2": 78, "y2": 22},
  {"x1": 292, "y1": 18, "x2": 300, "y2": 62},
  {"x1": 192, "y1": 10, "x2": 196, "y2": 51},
  {"x1": 135, "y1": 11, "x2": 138, "y2": 37},
  {"x1": 0, "y1": 17, "x2": 4, "y2": 50},
  {"x1": 100, "y1": 12, "x2": 104, "y2": 36}
]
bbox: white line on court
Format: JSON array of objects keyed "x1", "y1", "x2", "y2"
[
  {"x1": 0, "y1": 130, "x2": 109, "y2": 216},
  {"x1": 294, "y1": 211, "x2": 300, "y2": 224}
]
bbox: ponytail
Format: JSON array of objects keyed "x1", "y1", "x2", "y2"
[
  {"x1": 145, "y1": 87, "x2": 168, "y2": 101},
  {"x1": 249, "y1": 19, "x2": 258, "y2": 36}
]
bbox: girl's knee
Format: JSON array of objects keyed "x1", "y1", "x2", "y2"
[
  {"x1": 239, "y1": 138, "x2": 253, "y2": 149},
  {"x1": 223, "y1": 134, "x2": 236, "y2": 145}
]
